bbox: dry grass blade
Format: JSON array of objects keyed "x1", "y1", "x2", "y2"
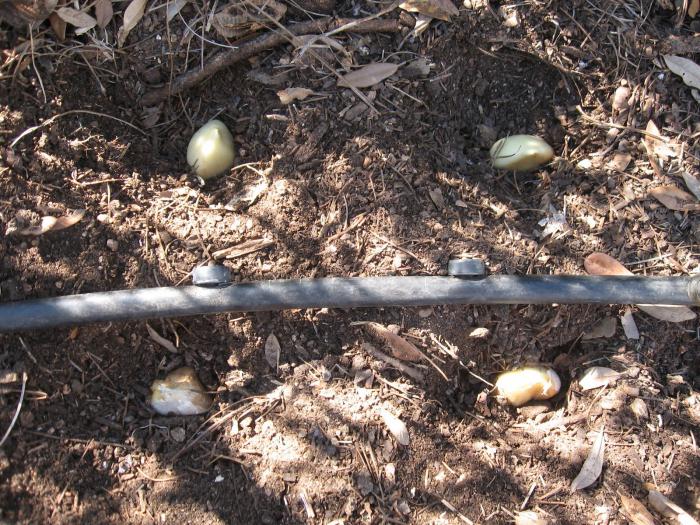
[
  {"x1": 56, "y1": 6, "x2": 97, "y2": 34},
  {"x1": 649, "y1": 185, "x2": 700, "y2": 211},
  {"x1": 337, "y1": 62, "x2": 399, "y2": 88},
  {"x1": 399, "y1": 0, "x2": 458, "y2": 21},
  {"x1": 117, "y1": 0, "x2": 147, "y2": 47},
  {"x1": 570, "y1": 427, "x2": 604, "y2": 491},
  {"x1": 352, "y1": 321, "x2": 422, "y2": 362},
  {"x1": 146, "y1": 323, "x2": 179, "y2": 353}
]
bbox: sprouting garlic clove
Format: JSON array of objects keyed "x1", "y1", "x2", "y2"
[
  {"x1": 495, "y1": 366, "x2": 561, "y2": 407},
  {"x1": 186, "y1": 119, "x2": 236, "y2": 180},
  {"x1": 490, "y1": 134, "x2": 554, "y2": 171},
  {"x1": 148, "y1": 366, "x2": 212, "y2": 416}
]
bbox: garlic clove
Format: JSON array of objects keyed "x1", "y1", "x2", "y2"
[
  {"x1": 495, "y1": 366, "x2": 561, "y2": 407},
  {"x1": 186, "y1": 119, "x2": 235, "y2": 180},
  {"x1": 148, "y1": 366, "x2": 212, "y2": 416},
  {"x1": 490, "y1": 134, "x2": 554, "y2": 171}
]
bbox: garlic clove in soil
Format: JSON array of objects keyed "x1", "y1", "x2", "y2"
[
  {"x1": 495, "y1": 366, "x2": 561, "y2": 407},
  {"x1": 148, "y1": 366, "x2": 212, "y2": 416},
  {"x1": 490, "y1": 134, "x2": 554, "y2": 171},
  {"x1": 186, "y1": 119, "x2": 235, "y2": 180}
]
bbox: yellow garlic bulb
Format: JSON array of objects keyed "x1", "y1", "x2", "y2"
[
  {"x1": 186, "y1": 119, "x2": 235, "y2": 180},
  {"x1": 490, "y1": 135, "x2": 554, "y2": 171},
  {"x1": 148, "y1": 367, "x2": 212, "y2": 416},
  {"x1": 495, "y1": 366, "x2": 561, "y2": 407}
]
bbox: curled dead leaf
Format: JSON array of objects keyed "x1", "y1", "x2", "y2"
[
  {"x1": 338, "y1": 63, "x2": 399, "y2": 88},
  {"x1": 277, "y1": 87, "x2": 314, "y2": 105},
  {"x1": 17, "y1": 216, "x2": 57, "y2": 236},
  {"x1": 51, "y1": 209, "x2": 85, "y2": 231},
  {"x1": 649, "y1": 185, "x2": 700, "y2": 211}
]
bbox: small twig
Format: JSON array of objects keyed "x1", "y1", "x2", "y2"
[
  {"x1": 0, "y1": 372, "x2": 27, "y2": 448},
  {"x1": 361, "y1": 342, "x2": 424, "y2": 382},
  {"x1": 141, "y1": 17, "x2": 409, "y2": 105},
  {"x1": 11, "y1": 109, "x2": 147, "y2": 148}
]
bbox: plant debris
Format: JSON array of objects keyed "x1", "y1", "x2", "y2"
[{"x1": 570, "y1": 428, "x2": 605, "y2": 491}]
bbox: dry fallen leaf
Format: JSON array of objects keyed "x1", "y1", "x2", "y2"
[
  {"x1": 212, "y1": 0, "x2": 286, "y2": 39},
  {"x1": 146, "y1": 323, "x2": 179, "y2": 353},
  {"x1": 337, "y1": 63, "x2": 399, "y2": 88},
  {"x1": 166, "y1": 0, "x2": 188, "y2": 22},
  {"x1": 579, "y1": 367, "x2": 622, "y2": 391},
  {"x1": 56, "y1": 6, "x2": 97, "y2": 34},
  {"x1": 584, "y1": 253, "x2": 696, "y2": 323},
  {"x1": 353, "y1": 322, "x2": 423, "y2": 362},
  {"x1": 398, "y1": 0, "x2": 459, "y2": 21},
  {"x1": 647, "y1": 489, "x2": 699, "y2": 525},
  {"x1": 428, "y1": 188, "x2": 446, "y2": 210},
  {"x1": 117, "y1": 0, "x2": 148, "y2": 47},
  {"x1": 582, "y1": 317, "x2": 617, "y2": 340},
  {"x1": 264, "y1": 333, "x2": 281, "y2": 369},
  {"x1": 620, "y1": 494, "x2": 657, "y2": 525},
  {"x1": 94, "y1": 0, "x2": 113, "y2": 28},
  {"x1": 277, "y1": 87, "x2": 314, "y2": 105},
  {"x1": 649, "y1": 185, "x2": 700, "y2": 211},
  {"x1": 630, "y1": 398, "x2": 649, "y2": 420},
  {"x1": 621, "y1": 308, "x2": 640, "y2": 339},
  {"x1": 380, "y1": 408, "x2": 410, "y2": 446},
  {"x1": 681, "y1": 171, "x2": 700, "y2": 201},
  {"x1": 584, "y1": 252, "x2": 631, "y2": 276},
  {"x1": 664, "y1": 55, "x2": 700, "y2": 90},
  {"x1": 49, "y1": 11, "x2": 67, "y2": 40},
  {"x1": 644, "y1": 120, "x2": 677, "y2": 162},
  {"x1": 690, "y1": 0, "x2": 700, "y2": 17},
  {"x1": 51, "y1": 209, "x2": 85, "y2": 231},
  {"x1": 570, "y1": 428, "x2": 605, "y2": 491},
  {"x1": 17, "y1": 216, "x2": 57, "y2": 236}
]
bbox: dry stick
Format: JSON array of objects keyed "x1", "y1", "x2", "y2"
[
  {"x1": 141, "y1": 18, "x2": 407, "y2": 106},
  {"x1": 362, "y1": 343, "x2": 424, "y2": 382}
]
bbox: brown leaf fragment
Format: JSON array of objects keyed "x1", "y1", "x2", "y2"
[
  {"x1": 337, "y1": 63, "x2": 399, "y2": 88},
  {"x1": 51, "y1": 209, "x2": 85, "y2": 231},
  {"x1": 681, "y1": 171, "x2": 700, "y2": 201},
  {"x1": 649, "y1": 185, "x2": 700, "y2": 211},
  {"x1": 353, "y1": 322, "x2": 423, "y2": 362},
  {"x1": 17, "y1": 216, "x2": 57, "y2": 236},
  {"x1": 570, "y1": 428, "x2": 605, "y2": 491},
  {"x1": 277, "y1": 87, "x2": 314, "y2": 105},
  {"x1": 399, "y1": 0, "x2": 459, "y2": 21},
  {"x1": 49, "y1": 11, "x2": 67, "y2": 40},
  {"x1": 117, "y1": 0, "x2": 147, "y2": 47},
  {"x1": 584, "y1": 252, "x2": 631, "y2": 276},
  {"x1": 56, "y1": 6, "x2": 96, "y2": 34},
  {"x1": 95, "y1": 0, "x2": 113, "y2": 28},
  {"x1": 264, "y1": 333, "x2": 281, "y2": 369},
  {"x1": 620, "y1": 494, "x2": 657, "y2": 525}
]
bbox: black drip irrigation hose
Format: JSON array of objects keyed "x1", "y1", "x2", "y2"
[{"x1": 0, "y1": 271, "x2": 699, "y2": 332}]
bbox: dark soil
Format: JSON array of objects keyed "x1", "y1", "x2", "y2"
[{"x1": 1, "y1": 0, "x2": 699, "y2": 523}]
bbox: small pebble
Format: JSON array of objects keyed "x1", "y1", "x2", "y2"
[{"x1": 106, "y1": 239, "x2": 119, "y2": 251}]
